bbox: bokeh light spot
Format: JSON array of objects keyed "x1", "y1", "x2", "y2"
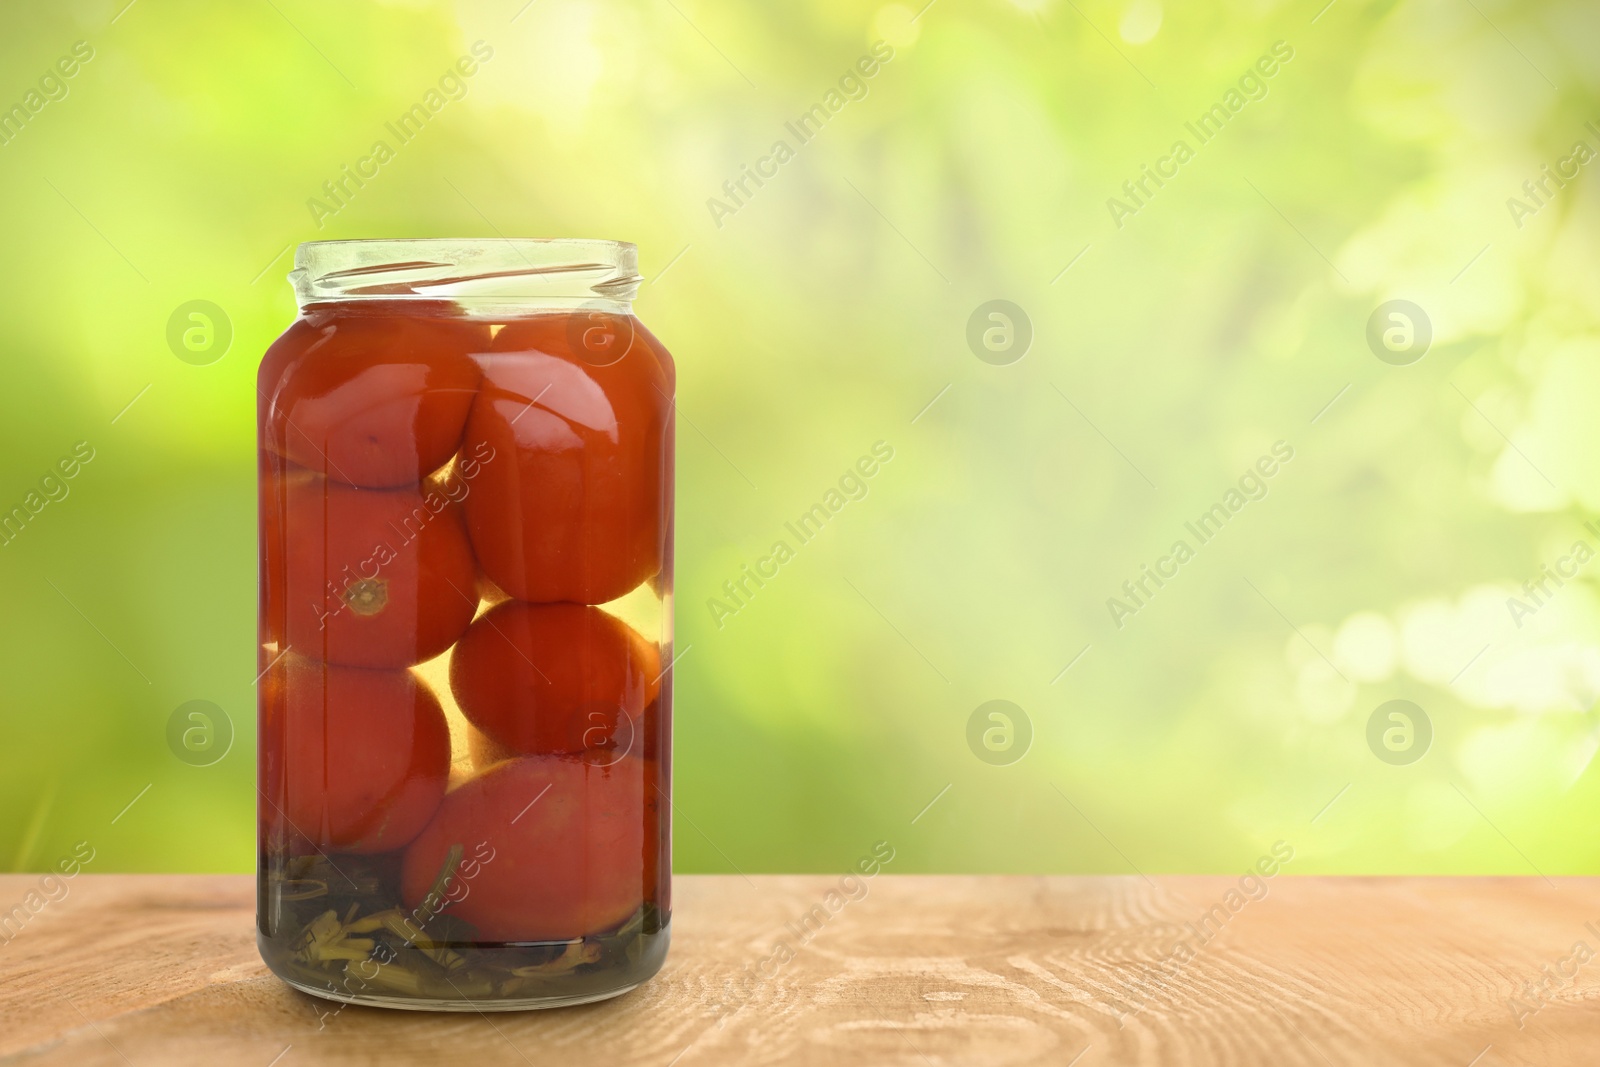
[{"x1": 1119, "y1": 0, "x2": 1163, "y2": 45}]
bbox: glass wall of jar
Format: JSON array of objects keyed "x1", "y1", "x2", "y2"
[{"x1": 256, "y1": 239, "x2": 674, "y2": 1010}]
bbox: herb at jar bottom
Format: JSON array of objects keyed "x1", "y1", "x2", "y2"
[{"x1": 263, "y1": 851, "x2": 662, "y2": 1002}]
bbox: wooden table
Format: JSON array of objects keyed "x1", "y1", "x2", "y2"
[{"x1": 1, "y1": 874, "x2": 1596, "y2": 1065}]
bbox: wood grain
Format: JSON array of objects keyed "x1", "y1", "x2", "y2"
[{"x1": 1, "y1": 874, "x2": 1598, "y2": 1065}]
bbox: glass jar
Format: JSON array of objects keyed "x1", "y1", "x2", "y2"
[{"x1": 255, "y1": 239, "x2": 674, "y2": 1010}]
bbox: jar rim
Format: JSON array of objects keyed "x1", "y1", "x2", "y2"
[{"x1": 290, "y1": 238, "x2": 642, "y2": 311}]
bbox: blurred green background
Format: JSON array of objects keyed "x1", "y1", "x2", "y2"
[{"x1": 1, "y1": 0, "x2": 1598, "y2": 877}]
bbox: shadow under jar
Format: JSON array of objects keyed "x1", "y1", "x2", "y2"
[{"x1": 256, "y1": 239, "x2": 675, "y2": 1011}]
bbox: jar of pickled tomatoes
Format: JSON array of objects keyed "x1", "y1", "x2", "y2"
[{"x1": 255, "y1": 239, "x2": 674, "y2": 1010}]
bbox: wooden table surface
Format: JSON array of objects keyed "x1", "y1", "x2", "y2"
[{"x1": 1, "y1": 874, "x2": 1597, "y2": 1065}]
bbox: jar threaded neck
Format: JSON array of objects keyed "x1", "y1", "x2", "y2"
[{"x1": 290, "y1": 238, "x2": 641, "y2": 311}]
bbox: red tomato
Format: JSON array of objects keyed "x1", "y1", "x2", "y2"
[
  {"x1": 450, "y1": 601, "x2": 660, "y2": 759},
  {"x1": 400, "y1": 756, "x2": 645, "y2": 942},
  {"x1": 261, "y1": 656, "x2": 451, "y2": 854},
  {"x1": 259, "y1": 302, "x2": 486, "y2": 488},
  {"x1": 459, "y1": 314, "x2": 673, "y2": 604},
  {"x1": 262, "y1": 472, "x2": 479, "y2": 668}
]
